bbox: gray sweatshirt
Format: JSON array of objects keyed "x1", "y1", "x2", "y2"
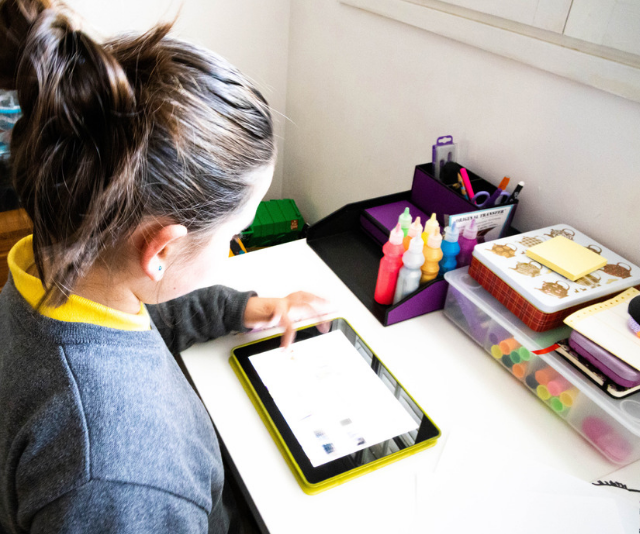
[{"x1": 0, "y1": 276, "x2": 255, "y2": 534}]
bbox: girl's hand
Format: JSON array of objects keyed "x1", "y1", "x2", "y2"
[{"x1": 243, "y1": 292, "x2": 335, "y2": 348}]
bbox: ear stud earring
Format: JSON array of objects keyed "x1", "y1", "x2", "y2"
[{"x1": 158, "y1": 265, "x2": 163, "y2": 271}]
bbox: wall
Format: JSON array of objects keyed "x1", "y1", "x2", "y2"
[
  {"x1": 283, "y1": 0, "x2": 640, "y2": 264},
  {"x1": 66, "y1": 0, "x2": 291, "y2": 199}
]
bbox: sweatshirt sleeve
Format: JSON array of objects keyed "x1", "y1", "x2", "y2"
[
  {"x1": 147, "y1": 285, "x2": 256, "y2": 354},
  {"x1": 31, "y1": 479, "x2": 213, "y2": 534}
]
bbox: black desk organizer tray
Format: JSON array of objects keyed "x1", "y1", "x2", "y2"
[{"x1": 306, "y1": 163, "x2": 518, "y2": 326}]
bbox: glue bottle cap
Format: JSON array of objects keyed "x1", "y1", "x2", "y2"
[
  {"x1": 407, "y1": 217, "x2": 423, "y2": 237},
  {"x1": 425, "y1": 213, "x2": 439, "y2": 234},
  {"x1": 408, "y1": 234, "x2": 425, "y2": 252},
  {"x1": 427, "y1": 227, "x2": 443, "y2": 248},
  {"x1": 462, "y1": 219, "x2": 478, "y2": 240},
  {"x1": 444, "y1": 222, "x2": 460, "y2": 242},
  {"x1": 389, "y1": 222, "x2": 404, "y2": 245},
  {"x1": 398, "y1": 207, "x2": 412, "y2": 226}
]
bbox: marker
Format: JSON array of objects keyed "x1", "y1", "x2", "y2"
[
  {"x1": 559, "y1": 387, "x2": 579, "y2": 407},
  {"x1": 535, "y1": 367, "x2": 559, "y2": 386},
  {"x1": 457, "y1": 173, "x2": 469, "y2": 200},
  {"x1": 460, "y1": 168, "x2": 475, "y2": 201},
  {"x1": 547, "y1": 376, "x2": 572, "y2": 396},
  {"x1": 490, "y1": 345, "x2": 503, "y2": 359},
  {"x1": 499, "y1": 338, "x2": 520, "y2": 355},
  {"x1": 517, "y1": 347, "x2": 532, "y2": 362},
  {"x1": 536, "y1": 385, "x2": 551, "y2": 401},
  {"x1": 512, "y1": 362, "x2": 528, "y2": 379},
  {"x1": 501, "y1": 354, "x2": 514, "y2": 369},
  {"x1": 525, "y1": 374, "x2": 539, "y2": 390},
  {"x1": 482, "y1": 177, "x2": 511, "y2": 208},
  {"x1": 507, "y1": 181, "x2": 524, "y2": 203},
  {"x1": 549, "y1": 397, "x2": 566, "y2": 413}
]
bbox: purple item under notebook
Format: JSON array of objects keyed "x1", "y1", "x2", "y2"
[{"x1": 569, "y1": 330, "x2": 640, "y2": 388}]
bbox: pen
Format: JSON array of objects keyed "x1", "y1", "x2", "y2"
[
  {"x1": 482, "y1": 176, "x2": 511, "y2": 208},
  {"x1": 460, "y1": 168, "x2": 475, "y2": 201},
  {"x1": 457, "y1": 173, "x2": 469, "y2": 200},
  {"x1": 508, "y1": 181, "x2": 524, "y2": 203}
]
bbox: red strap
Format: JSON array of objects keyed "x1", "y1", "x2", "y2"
[{"x1": 532, "y1": 344, "x2": 560, "y2": 355}]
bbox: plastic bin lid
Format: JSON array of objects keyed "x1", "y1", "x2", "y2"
[
  {"x1": 445, "y1": 266, "x2": 570, "y2": 351},
  {"x1": 446, "y1": 267, "x2": 640, "y2": 436},
  {"x1": 471, "y1": 224, "x2": 640, "y2": 314}
]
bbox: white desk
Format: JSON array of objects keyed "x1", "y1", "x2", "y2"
[{"x1": 181, "y1": 240, "x2": 637, "y2": 534}]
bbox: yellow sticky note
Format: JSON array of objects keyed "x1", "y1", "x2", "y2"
[{"x1": 525, "y1": 236, "x2": 607, "y2": 281}]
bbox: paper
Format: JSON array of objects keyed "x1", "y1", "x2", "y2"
[
  {"x1": 592, "y1": 461, "x2": 640, "y2": 533},
  {"x1": 526, "y1": 236, "x2": 607, "y2": 281},
  {"x1": 565, "y1": 288, "x2": 640, "y2": 371},
  {"x1": 249, "y1": 330, "x2": 418, "y2": 467},
  {"x1": 417, "y1": 429, "x2": 626, "y2": 534},
  {"x1": 447, "y1": 204, "x2": 515, "y2": 243}
]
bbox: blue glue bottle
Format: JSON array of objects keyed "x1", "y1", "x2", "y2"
[
  {"x1": 439, "y1": 222, "x2": 460, "y2": 274},
  {"x1": 457, "y1": 218, "x2": 478, "y2": 268},
  {"x1": 393, "y1": 235, "x2": 425, "y2": 304}
]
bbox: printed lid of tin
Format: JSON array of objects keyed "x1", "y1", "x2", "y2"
[{"x1": 472, "y1": 225, "x2": 640, "y2": 314}]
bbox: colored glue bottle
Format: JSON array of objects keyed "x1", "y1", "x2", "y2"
[
  {"x1": 439, "y1": 222, "x2": 460, "y2": 275},
  {"x1": 403, "y1": 216, "x2": 422, "y2": 251},
  {"x1": 393, "y1": 235, "x2": 426, "y2": 304},
  {"x1": 398, "y1": 207, "x2": 412, "y2": 237},
  {"x1": 420, "y1": 227, "x2": 443, "y2": 284},
  {"x1": 425, "y1": 212, "x2": 439, "y2": 236},
  {"x1": 374, "y1": 223, "x2": 405, "y2": 305},
  {"x1": 457, "y1": 219, "x2": 478, "y2": 268}
]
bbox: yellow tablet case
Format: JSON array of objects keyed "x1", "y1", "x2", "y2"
[{"x1": 230, "y1": 320, "x2": 441, "y2": 495}]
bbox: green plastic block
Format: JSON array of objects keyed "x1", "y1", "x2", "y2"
[{"x1": 241, "y1": 199, "x2": 304, "y2": 248}]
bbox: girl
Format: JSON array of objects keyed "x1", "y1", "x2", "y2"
[{"x1": 0, "y1": 0, "x2": 329, "y2": 532}]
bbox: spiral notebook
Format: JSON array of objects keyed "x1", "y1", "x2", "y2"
[{"x1": 564, "y1": 288, "x2": 640, "y2": 371}]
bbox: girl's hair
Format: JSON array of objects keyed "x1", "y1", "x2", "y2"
[{"x1": 0, "y1": 0, "x2": 275, "y2": 306}]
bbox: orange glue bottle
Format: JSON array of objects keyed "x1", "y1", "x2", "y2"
[
  {"x1": 403, "y1": 216, "x2": 422, "y2": 251},
  {"x1": 420, "y1": 227, "x2": 443, "y2": 284},
  {"x1": 374, "y1": 223, "x2": 405, "y2": 305}
]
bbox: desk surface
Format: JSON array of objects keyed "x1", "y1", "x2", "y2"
[{"x1": 181, "y1": 240, "x2": 635, "y2": 534}]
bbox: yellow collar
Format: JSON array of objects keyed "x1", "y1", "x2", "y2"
[{"x1": 8, "y1": 235, "x2": 150, "y2": 331}]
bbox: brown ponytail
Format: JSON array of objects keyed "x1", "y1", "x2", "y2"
[{"x1": 0, "y1": 0, "x2": 275, "y2": 307}]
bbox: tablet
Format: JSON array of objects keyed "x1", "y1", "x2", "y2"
[{"x1": 230, "y1": 318, "x2": 441, "y2": 494}]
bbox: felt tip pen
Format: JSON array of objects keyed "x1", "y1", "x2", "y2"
[
  {"x1": 460, "y1": 168, "x2": 475, "y2": 201},
  {"x1": 457, "y1": 173, "x2": 469, "y2": 200},
  {"x1": 508, "y1": 181, "x2": 524, "y2": 203},
  {"x1": 484, "y1": 177, "x2": 511, "y2": 208}
]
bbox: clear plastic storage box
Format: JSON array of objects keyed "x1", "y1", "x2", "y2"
[{"x1": 444, "y1": 267, "x2": 640, "y2": 465}]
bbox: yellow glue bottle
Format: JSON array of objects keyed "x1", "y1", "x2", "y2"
[
  {"x1": 403, "y1": 217, "x2": 422, "y2": 251},
  {"x1": 420, "y1": 227, "x2": 443, "y2": 284},
  {"x1": 425, "y1": 212, "x2": 439, "y2": 236}
]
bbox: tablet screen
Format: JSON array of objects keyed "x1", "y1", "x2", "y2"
[{"x1": 232, "y1": 319, "x2": 440, "y2": 485}]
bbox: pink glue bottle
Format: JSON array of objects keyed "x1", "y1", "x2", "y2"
[
  {"x1": 374, "y1": 223, "x2": 405, "y2": 305},
  {"x1": 457, "y1": 219, "x2": 478, "y2": 268}
]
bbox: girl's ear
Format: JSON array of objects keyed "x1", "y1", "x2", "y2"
[{"x1": 138, "y1": 224, "x2": 188, "y2": 281}]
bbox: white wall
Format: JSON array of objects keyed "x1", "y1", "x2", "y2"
[
  {"x1": 283, "y1": 0, "x2": 640, "y2": 265},
  {"x1": 66, "y1": 0, "x2": 291, "y2": 199}
]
